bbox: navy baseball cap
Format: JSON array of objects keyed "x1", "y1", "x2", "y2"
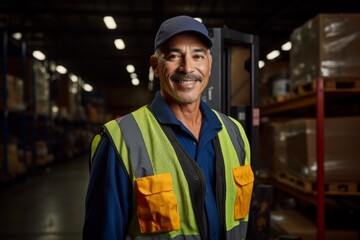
[{"x1": 154, "y1": 15, "x2": 212, "y2": 50}]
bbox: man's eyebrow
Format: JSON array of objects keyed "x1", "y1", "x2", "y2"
[{"x1": 193, "y1": 48, "x2": 207, "y2": 53}]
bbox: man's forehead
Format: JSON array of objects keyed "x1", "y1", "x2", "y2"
[{"x1": 161, "y1": 33, "x2": 209, "y2": 51}]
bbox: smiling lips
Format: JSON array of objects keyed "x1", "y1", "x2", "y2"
[
  {"x1": 175, "y1": 79, "x2": 197, "y2": 84},
  {"x1": 170, "y1": 73, "x2": 203, "y2": 84}
]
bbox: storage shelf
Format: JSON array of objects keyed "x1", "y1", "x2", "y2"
[
  {"x1": 1, "y1": 31, "x2": 102, "y2": 185},
  {"x1": 261, "y1": 77, "x2": 360, "y2": 240},
  {"x1": 261, "y1": 90, "x2": 360, "y2": 116}
]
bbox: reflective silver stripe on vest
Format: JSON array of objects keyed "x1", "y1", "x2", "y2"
[
  {"x1": 118, "y1": 115, "x2": 154, "y2": 178},
  {"x1": 125, "y1": 234, "x2": 201, "y2": 240},
  {"x1": 217, "y1": 112, "x2": 245, "y2": 166},
  {"x1": 227, "y1": 221, "x2": 248, "y2": 239}
]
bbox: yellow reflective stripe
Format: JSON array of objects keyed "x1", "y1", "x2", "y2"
[
  {"x1": 90, "y1": 134, "x2": 101, "y2": 167},
  {"x1": 104, "y1": 119, "x2": 132, "y2": 178}
]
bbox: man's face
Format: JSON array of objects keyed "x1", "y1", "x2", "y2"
[{"x1": 151, "y1": 33, "x2": 212, "y2": 105}]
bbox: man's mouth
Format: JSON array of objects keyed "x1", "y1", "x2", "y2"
[
  {"x1": 175, "y1": 79, "x2": 196, "y2": 84},
  {"x1": 171, "y1": 73, "x2": 203, "y2": 83}
]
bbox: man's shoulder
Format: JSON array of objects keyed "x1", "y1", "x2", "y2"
[{"x1": 104, "y1": 105, "x2": 149, "y2": 126}]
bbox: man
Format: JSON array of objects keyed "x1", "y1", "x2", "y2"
[{"x1": 83, "y1": 15, "x2": 254, "y2": 240}]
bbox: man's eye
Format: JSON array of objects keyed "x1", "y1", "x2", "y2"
[
  {"x1": 166, "y1": 54, "x2": 181, "y2": 61},
  {"x1": 194, "y1": 54, "x2": 205, "y2": 60}
]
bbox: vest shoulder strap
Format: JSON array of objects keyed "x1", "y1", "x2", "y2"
[{"x1": 89, "y1": 133, "x2": 102, "y2": 171}]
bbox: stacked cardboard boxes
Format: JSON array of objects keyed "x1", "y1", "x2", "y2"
[
  {"x1": 290, "y1": 13, "x2": 360, "y2": 89},
  {"x1": 6, "y1": 74, "x2": 25, "y2": 111},
  {"x1": 265, "y1": 116, "x2": 360, "y2": 183},
  {"x1": 33, "y1": 61, "x2": 50, "y2": 115},
  {"x1": 0, "y1": 143, "x2": 26, "y2": 178}
]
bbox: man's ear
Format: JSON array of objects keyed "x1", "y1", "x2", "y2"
[
  {"x1": 208, "y1": 54, "x2": 212, "y2": 76},
  {"x1": 150, "y1": 55, "x2": 159, "y2": 77}
]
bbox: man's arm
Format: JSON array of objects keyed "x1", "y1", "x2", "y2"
[{"x1": 83, "y1": 135, "x2": 132, "y2": 239}]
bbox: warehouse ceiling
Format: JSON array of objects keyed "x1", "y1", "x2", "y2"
[{"x1": 0, "y1": 0, "x2": 358, "y2": 111}]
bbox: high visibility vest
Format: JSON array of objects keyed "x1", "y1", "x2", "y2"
[{"x1": 90, "y1": 106, "x2": 254, "y2": 240}]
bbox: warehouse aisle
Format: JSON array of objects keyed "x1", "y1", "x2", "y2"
[{"x1": 0, "y1": 156, "x2": 89, "y2": 240}]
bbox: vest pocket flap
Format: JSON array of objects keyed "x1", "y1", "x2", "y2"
[
  {"x1": 135, "y1": 172, "x2": 180, "y2": 233},
  {"x1": 135, "y1": 172, "x2": 173, "y2": 195},
  {"x1": 233, "y1": 164, "x2": 254, "y2": 186},
  {"x1": 233, "y1": 164, "x2": 254, "y2": 220}
]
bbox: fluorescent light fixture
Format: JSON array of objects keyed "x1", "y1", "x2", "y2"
[
  {"x1": 131, "y1": 78, "x2": 140, "y2": 86},
  {"x1": 266, "y1": 50, "x2": 280, "y2": 60},
  {"x1": 52, "y1": 105, "x2": 59, "y2": 114},
  {"x1": 12, "y1": 32, "x2": 22, "y2": 40},
  {"x1": 56, "y1": 65, "x2": 67, "y2": 74},
  {"x1": 71, "y1": 86, "x2": 78, "y2": 94},
  {"x1": 114, "y1": 39, "x2": 125, "y2": 50},
  {"x1": 49, "y1": 61, "x2": 56, "y2": 72},
  {"x1": 126, "y1": 64, "x2": 135, "y2": 73},
  {"x1": 69, "y1": 74, "x2": 78, "y2": 82},
  {"x1": 194, "y1": 17, "x2": 202, "y2": 23},
  {"x1": 281, "y1": 41, "x2": 292, "y2": 51},
  {"x1": 258, "y1": 60, "x2": 265, "y2": 69},
  {"x1": 32, "y1": 50, "x2": 46, "y2": 61},
  {"x1": 130, "y1": 73, "x2": 137, "y2": 79},
  {"x1": 103, "y1": 16, "x2": 117, "y2": 29},
  {"x1": 83, "y1": 83, "x2": 93, "y2": 92},
  {"x1": 148, "y1": 66, "x2": 154, "y2": 81}
]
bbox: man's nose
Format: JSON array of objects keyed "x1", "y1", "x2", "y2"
[{"x1": 179, "y1": 55, "x2": 194, "y2": 73}]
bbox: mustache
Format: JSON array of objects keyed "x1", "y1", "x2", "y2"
[{"x1": 170, "y1": 73, "x2": 203, "y2": 82}]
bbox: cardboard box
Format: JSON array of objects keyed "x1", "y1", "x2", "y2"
[
  {"x1": 0, "y1": 143, "x2": 26, "y2": 177},
  {"x1": 290, "y1": 14, "x2": 360, "y2": 88},
  {"x1": 33, "y1": 61, "x2": 50, "y2": 115},
  {"x1": 285, "y1": 116, "x2": 360, "y2": 182},
  {"x1": 6, "y1": 74, "x2": 26, "y2": 111},
  {"x1": 260, "y1": 61, "x2": 290, "y2": 99},
  {"x1": 262, "y1": 121, "x2": 288, "y2": 178}
]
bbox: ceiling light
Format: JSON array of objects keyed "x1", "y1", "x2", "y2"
[
  {"x1": 131, "y1": 78, "x2": 140, "y2": 86},
  {"x1": 258, "y1": 60, "x2": 265, "y2": 69},
  {"x1": 194, "y1": 17, "x2": 202, "y2": 23},
  {"x1": 49, "y1": 61, "x2": 56, "y2": 72},
  {"x1": 56, "y1": 65, "x2": 67, "y2": 74},
  {"x1": 266, "y1": 50, "x2": 280, "y2": 60},
  {"x1": 148, "y1": 67, "x2": 154, "y2": 81},
  {"x1": 126, "y1": 64, "x2": 135, "y2": 73},
  {"x1": 32, "y1": 50, "x2": 46, "y2": 61},
  {"x1": 52, "y1": 105, "x2": 59, "y2": 114},
  {"x1": 83, "y1": 83, "x2": 93, "y2": 92},
  {"x1": 70, "y1": 74, "x2": 78, "y2": 82},
  {"x1": 114, "y1": 39, "x2": 125, "y2": 50},
  {"x1": 71, "y1": 86, "x2": 78, "y2": 94},
  {"x1": 130, "y1": 73, "x2": 137, "y2": 79},
  {"x1": 103, "y1": 16, "x2": 117, "y2": 29},
  {"x1": 281, "y1": 41, "x2": 292, "y2": 51},
  {"x1": 12, "y1": 32, "x2": 22, "y2": 40}
]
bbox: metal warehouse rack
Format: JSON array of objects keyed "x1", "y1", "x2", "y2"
[{"x1": 261, "y1": 77, "x2": 360, "y2": 240}]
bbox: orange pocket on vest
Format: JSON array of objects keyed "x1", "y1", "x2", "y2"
[
  {"x1": 135, "y1": 173, "x2": 180, "y2": 233},
  {"x1": 233, "y1": 164, "x2": 254, "y2": 220}
]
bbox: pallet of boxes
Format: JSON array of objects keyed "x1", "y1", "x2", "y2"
[{"x1": 269, "y1": 13, "x2": 360, "y2": 240}]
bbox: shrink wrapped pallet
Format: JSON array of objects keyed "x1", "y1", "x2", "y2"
[
  {"x1": 290, "y1": 14, "x2": 360, "y2": 89},
  {"x1": 284, "y1": 116, "x2": 360, "y2": 183}
]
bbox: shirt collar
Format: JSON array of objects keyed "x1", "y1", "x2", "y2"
[{"x1": 149, "y1": 91, "x2": 222, "y2": 131}]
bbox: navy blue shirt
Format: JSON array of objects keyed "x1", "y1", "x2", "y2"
[{"x1": 83, "y1": 92, "x2": 223, "y2": 240}]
